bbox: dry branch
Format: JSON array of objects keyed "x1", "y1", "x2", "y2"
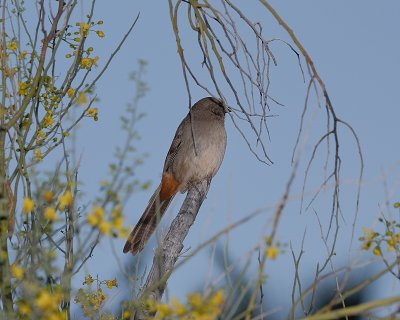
[{"x1": 133, "y1": 179, "x2": 211, "y2": 319}]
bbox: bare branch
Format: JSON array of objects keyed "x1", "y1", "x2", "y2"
[{"x1": 133, "y1": 179, "x2": 211, "y2": 319}]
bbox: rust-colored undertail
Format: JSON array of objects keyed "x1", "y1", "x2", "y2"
[{"x1": 123, "y1": 174, "x2": 180, "y2": 254}]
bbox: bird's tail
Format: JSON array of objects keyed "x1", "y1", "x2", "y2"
[{"x1": 123, "y1": 184, "x2": 175, "y2": 254}]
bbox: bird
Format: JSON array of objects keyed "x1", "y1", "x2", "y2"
[{"x1": 123, "y1": 97, "x2": 229, "y2": 254}]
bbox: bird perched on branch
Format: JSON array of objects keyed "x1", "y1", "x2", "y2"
[{"x1": 123, "y1": 97, "x2": 229, "y2": 254}]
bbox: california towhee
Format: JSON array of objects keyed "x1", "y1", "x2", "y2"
[{"x1": 123, "y1": 97, "x2": 229, "y2": 254}]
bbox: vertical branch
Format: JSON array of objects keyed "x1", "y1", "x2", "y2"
[
  {"x1": 0, "y1": 0, "x2": 13, "y2": 312},
  {"x1": 60, "y1": 133, "x2": 75, "y2": 316},
  {"x1": 133, "y1": 179, "x2": 211, "y2": 320},
  {"x1": 0, "y1": 129, "x2": 12, "y2": 312}
]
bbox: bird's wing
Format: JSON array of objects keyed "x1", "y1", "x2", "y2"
[{"x1": 162, "y1": 114, "x2": 189, "y2": 173}]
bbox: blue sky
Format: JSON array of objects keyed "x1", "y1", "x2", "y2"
[{"x1": 59, "y1": 1, "x2": 400, "y2": 315}]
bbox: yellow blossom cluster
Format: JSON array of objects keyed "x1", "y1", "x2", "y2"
[
  {"x1": 359, "y1": 209, "x2": 400, "y2": 256},
  {"x1": 79, "y1": 22, "x2": 91, "y2": 37},
  {"x1": 74, "y1": 21, "x2": 104, "y2": 38},
  {"x1": 34, "y1": 148, "x2": 42, "y2": 161},
  {"x1": 59, "y1": 190, "x2": 73, "y2": 210},
  {"x1": 43, "y1": 111, "x2": 54, "y2": 128},
  {"x1": 75, "y1": 275, "x2": 117, "y2": 319},
  {"x1": 36, "y1": 129, "x2": 46, "y2": 145},
  {"x1": 87, "y1": 107, "x2": 99, "y2": 121},
  {"x1": 11, "y1": 264, "x2": 24, "y2": 280},
  {"x1": 86, "y1": 205, "x2": 129, "y2": 238},
  {"x1": 7, "y1": 40, "x2": 18, "y2": 51},
  {"x1": 17, "y1": 286, "x2": 65, "y2": 320},
  {"x1": 22, "y1": 197, "x2": 35, "y2": 214},
  {"x1": 77, "y1": 91, "x2": 87, "y2": 105},
  {"x1": 18, "y1": 50, "x2": 27, "y2": 60},
  {"x1": 264, "y1": 236, "x2": 284, "y2": 260},
  {"x1": 37, "y1": 78, "x2": 63, "y2": 112},
  {"x1": 18, "y1": 80, "x2": 29, "y2": 96},
  {"x1": 44, "y1": 206, "x2": 57, "y2": 221},
  {"x1": 145, "y1": 290, "x2": 225, "y2": 320},
  {"x1": 21, "y1": 191, "x2": 73, "y2": 222},
  {"x1": 265, "y1": 245, "x2": 279, "y2": 260},
  {"x1": 44, "y1": 190, "x2": 54, "y2": 203},
  {"x1": 75, "y1": 287, "x2": 106, "y2": 317},
  {"x1": 80, "y1": 56, "x2": 99, "y2": 69},
  {"x1": 67, "y1": 87, "x2": 75, "y2": 98},
  {"x1": 65, "y1": 20, "x2": 104, "y2": 67}
]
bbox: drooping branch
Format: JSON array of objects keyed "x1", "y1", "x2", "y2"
[{"x1": 166, "y1": 1, "x2": 365, "y2": 318}]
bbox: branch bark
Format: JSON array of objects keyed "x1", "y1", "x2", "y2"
[{"x1": 133, "y1": 178, "x2": 211, "y2": 320}]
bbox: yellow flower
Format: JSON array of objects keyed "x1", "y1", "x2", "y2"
[
  {"x1": 43, "y1": 191, "x2": 53, "y2": 203},
  {"x1": 100, "y1": 180, "x2": 108, "y2": 187},
  {"x1": 80, "y1": 56, "x2": 99, "y2": 70},
  {"x1": 80, "y1": 23, "x2": 90, "y2": 36},
  {"x1": 96, "y1": 30, "x2": 105, "y2": 38},
  {"x1": 11, "y1": 264, "x2": 24, "y2": 280},
  {"x1": 83, "y1": 275, "x2": 94, "y2": 285},
  {"x1": 99, "y1": 220, "x2": 111, "y2": 235},
  {"x1": 97, "y1": 288, "x2": 106, "y2": 303},
  {"x1": 171, "y1": 297, "x2": 186, "y2": 316},
  {"x1": 145, "y1": 298, "x2": 157, "y2": 312},
  {"x1": 361, "y1": 228, "x2": 377, "y2": 250},
  {"x1": 43, "y1": 113, "x2": 54, "y2": 128},
  {"x1": 77, "y1": 91, "x2": 87, "y2": 105},
  {"x1": 187, "y1": 292, "x2": 203, "y2": 308},
  {"x1": 81, "y1": 56, "x2": 99, "y2": 69},
  {"x1": 36, "y1": 289, "x2": 63, "y2": 313},
  {"x1": 7, "y1": 41, "x2": 18, "y2": 51},
  {"x1": 17, "y1": 301, "x2": 31, "y2": 315},
  {"x1": 59, "y1": 190, "x2": 73, "y2": 210},
  {"x1": 34, "y1": 148, "x2": 42, "y2": 161},
  {"x1": 386, "y1": 236, "x2": 395, "y2": 252},
  {"x1": 46, "y1": 312, "x2": 66, "y2": 320},
  {"x1": 18, "y1": 81, "x2": 29, "y2": 96},
  {"x1": 266, "y1": 245, "x2": 279, "y2": 260},
  {"x1": 80, "y1": 58, "x2": 91, "y2": 69},
  {"x1": 87, "y1": 107, "x2": 98, "y2": 119},
  {"x1": 373, "y1": 246, "x2": 381, "y2": 256},
  {"x1": 157, "y1": 303, "x2": 172, "y2": 318},
  {"x1": 22, "y1": 197, "x2": 34, "y2": 214},
  {"x1": 67, "y1": 87, "x2": 75, "y2": 98},
  {"x1": 112, "y1": 216, "x2": 124, "y2": 229},
  {"x1": 105, "y1": 278, "x2": 118, "y2": 289},
  {"x1": 20, "y1": 118, "x2": 31, "y2": 130},
  {"x1": 44, "y1": 207, "x2": 57, "y2": 221},
  {"x1": 18, "y1": 50, "x2": 27, "y2": 60},
  {"x1": 87, "y1": 206, "x2": 104, "y2": 225},
  {"x1": 210, "y1": 290, "x2": 224, "y2": 307},
  {"x1": 118, "y1": 227, "x2": 129, "y2": 239},
  {"x1": 122, "y1": 310, "x2": 130, "y2": 319},
  {"x1": 36, "y1": 290, "x2": 53, "y2": 310},
  {"x1": 37, "y1": 130, "x2": 45, "y2": 137},
  {"x1": 111, "y1": 204, "x2": 122, "y2": 217},
  {"x1": 87, "y1": 213, "x2": 100, "y2": 226}
]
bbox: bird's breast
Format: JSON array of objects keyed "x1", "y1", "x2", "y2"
[{"x1": 173, "y1": 120, "x2": 227, "y2": 185}]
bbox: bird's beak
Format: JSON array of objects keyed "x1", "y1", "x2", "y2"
[
  {"x1": 212, "y1": 97, "x2": 231, "y2": 113},
  {"x1": 224, "y1": 105, "x2": 232, "y2": 113}
]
